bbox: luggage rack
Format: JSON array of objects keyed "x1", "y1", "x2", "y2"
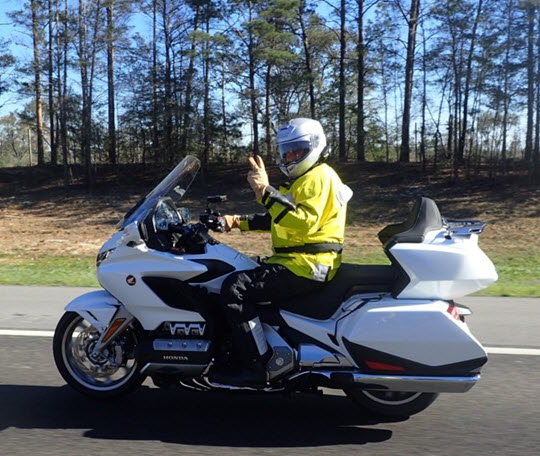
[{"x1": 444, "y1": 219, "x2": 487, "y2": 236}]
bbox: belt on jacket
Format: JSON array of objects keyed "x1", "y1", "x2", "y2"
[{"x1": 273, "y1": 243, "x2": 343, "y2": 254}]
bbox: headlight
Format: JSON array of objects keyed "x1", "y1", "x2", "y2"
[{"x1": 96, "y1": 248, "x2": 115, "y2": 267}]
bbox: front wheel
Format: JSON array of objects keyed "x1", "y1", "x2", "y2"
[
  {"x1": 344, "y1": 389, "x2": 439, "y2": 418},
  {"x1": 53, "y1": 311, "x2": 144, "y2": 399}
]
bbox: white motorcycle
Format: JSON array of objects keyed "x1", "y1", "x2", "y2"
[{"x1": 53, "y1": 155, "x2": 497, "y2": 417}]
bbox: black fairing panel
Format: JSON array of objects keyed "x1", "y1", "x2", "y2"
[
  {"x1": 275, "y1": 264, "x2": 397, "y2": 320},
  {"x1": 186, "y1": 259, "x2": 235, "y2": 283},
  {"x1": 343, "y1": 338, "x2": 487, "y2": 376},
  {"x1": 143, "y1": 277, "x2": 200, "y2": 311}
]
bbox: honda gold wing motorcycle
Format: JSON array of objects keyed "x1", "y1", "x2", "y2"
[{"x1": 53, "y1": 155, "x2": 497, "y2": 418}]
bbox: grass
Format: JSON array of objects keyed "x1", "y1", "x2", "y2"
[
  {"x1": 0, "y1": 255, "x2": 99, "y2": 287},
  {"x1": 480, "y1": 252, "x2": 540, "y2": 297},
  {"x1": 0, "y1": 246, "x2": 538, "y2": 297}
]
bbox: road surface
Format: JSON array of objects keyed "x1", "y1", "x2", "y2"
[{"x1": 1, "y1": 286, "x2": 539, "y2": 455}]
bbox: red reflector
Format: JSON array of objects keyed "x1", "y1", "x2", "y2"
[
  {"x1": 447, "y1": 304, "x2": 461, "y2": 321},
  {"x1": 365, "y1": 360, "x2": 405, "y2": 372}
]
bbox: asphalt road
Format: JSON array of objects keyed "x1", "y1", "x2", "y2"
[{"x1": 1, "y1": 286, "x2": 540, "y2": 456}]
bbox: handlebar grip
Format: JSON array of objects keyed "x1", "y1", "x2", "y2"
[{"x1": 200, "y1": 213, "x2": 226, "y2": 232}]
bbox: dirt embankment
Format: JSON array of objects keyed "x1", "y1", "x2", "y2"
[{"x1": 0, "y1": 162, "x2": 538, "y2": 258}]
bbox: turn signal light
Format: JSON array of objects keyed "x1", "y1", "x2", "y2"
[{"x1": 102, "y1": 318, "x2": 127, "y2": 343}]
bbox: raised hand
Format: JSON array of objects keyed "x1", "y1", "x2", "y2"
[
  {"x1": 247, "y1": 155, "x2": 269, "y2": 200},
  {"x1": 223, "y1": 215, "x2": 241, "y2": 232}
]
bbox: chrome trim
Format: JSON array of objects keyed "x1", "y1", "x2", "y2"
[
  {"x1": 351, "y1": 373, "x2": 480, "y2": 393},
  {"x1": 445, "y1": 220, "x2": 487, "y2": 236},
  {"x1": 141, "y1": 362, "x2": 207, "y2": 375},
  {"x1": 153, "y1": 339, "x2": 211, "y2": 352},
  {"x1": 287, "y1": 370, "x2": 480, "y2": 393},
  {"x1": 202, "y1": 377, "x2": 283, "y2": 392}
]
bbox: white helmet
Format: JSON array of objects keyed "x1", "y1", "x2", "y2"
[{"x1": 275, "y1": 118, "x2": 329, "y2": 178}]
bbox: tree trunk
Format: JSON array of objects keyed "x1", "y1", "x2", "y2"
[
  {"x1": 106, "y1": 0, "x2": 116, "y2": 165},
  {"x1": 162, "y1": 0, "x2": 173, "y2": 164},
  {"x1": 79, "y1": 0, "x2": 92, "y2": 187},
  {"x1": 31, "y1": 0, "x2": 45, "y2": 166},
  {"x1": 382, "y1": 63, "x2": 390, "y2": 162},
  {"x1": 181, "y1": 4, "x2": 201, "y2": 158},
  {"x1": 55, "y1": 1, "x2": 65, "y2": 181},
  {"x1": 61, "y1": 0, "x2": 69, "y2": 186},
  {"x1": 525, "y1": 3, "x2": 535, "y2": 162},
  {"x1": 458, "y1": 0, "x2": 482, "y2": 164},
  {"x1": 202, "y1": 15, "x2": 210, "y2": 170},
  {"x1": 399, "y1": 0, "x2": 420, "y2": 163},
  {"x1": 534, "y1": 7, "x2": 540, "y2": 178},
  {"x1": 420, "y1": 20, "x2": 426, "y2": 173},
  {"x1": 356, "y1": 0, "x2": 365, "y2": 162},
  {"x1": 248, "y1": 0, "x2": 259, "y2": 155},
  {"x1": 265, "y1": 63, "x2": 272, "y2": 160},
  {"x1": 221, "y1": 61, "x2": 229, "y2": 162},
  {"x1": 338, "y1": 0, "x2": 346, "y2": 161},
  {"x1": 501, "y1": 0, "x2": 514, "y2": 166},
  {"x1": 299, "y1": 0, "x2": 316, "y2": 118},
  {"x1": 48, "y1": 0, "x2": 57, "y2": 165},
  {"x1": 78, "y1": 0, "x2": 101, "y2": 188},
  {"x1": 152, "y1": 0, "x2": 159, "y2": 161}
]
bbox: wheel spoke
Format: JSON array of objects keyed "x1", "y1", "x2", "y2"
[{"x1": 61, "y1": 315, "x2": 138, "y2": 391}]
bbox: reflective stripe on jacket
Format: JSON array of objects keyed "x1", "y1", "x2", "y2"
[{"x1": 238, "y1": 163, "x2": 352, "y2": 281}]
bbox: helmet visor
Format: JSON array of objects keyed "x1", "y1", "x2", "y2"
[{"x1": 277, "y1": 139, "x2": 312, "y2": 166}]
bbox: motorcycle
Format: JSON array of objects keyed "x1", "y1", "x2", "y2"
[{"x1": 53, "y1": 155, "x2": 498, "y2": 417}]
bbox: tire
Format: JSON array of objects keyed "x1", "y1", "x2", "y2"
[
  {"x1": 53, "y1": 311, "x2": 144, "y2": 399},
  {"x1": 345, "y1": 389, "x2": 439, "y2": 418}
]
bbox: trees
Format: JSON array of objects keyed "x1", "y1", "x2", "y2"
[
  {"x1": 1, "y1": 0, "x2": 539, "y2": 180},
  {"x1": 0, "y1": 39, "x2": 15, "y2": 111}
]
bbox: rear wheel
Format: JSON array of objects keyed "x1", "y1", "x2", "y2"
[
  {"x1": 53, "y1": 311, "x2": 144, "y2": 399},
  {"x1": 345, "y1": 389, "x2": 438, "y2": 418}
]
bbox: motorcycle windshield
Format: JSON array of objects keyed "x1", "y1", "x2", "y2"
[{"x1": 117, "y1": 155, "x2": 201, "y2": 230}]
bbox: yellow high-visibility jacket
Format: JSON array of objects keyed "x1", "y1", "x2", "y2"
[{"x1": 238, "y1": 163, "x2": 352, "y2": 281}]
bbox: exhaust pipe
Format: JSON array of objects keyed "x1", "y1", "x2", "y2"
[
  {"x1": 292, "y1": 370, "x2": 480, "y2": 393},
  {"x1": 350, "y1": 372, "x2": 480, "y2": 393}
]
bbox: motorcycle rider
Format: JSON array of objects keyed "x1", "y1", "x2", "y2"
[{"x1": 211, "y1": 118, "x2": 353, "y2": 386}]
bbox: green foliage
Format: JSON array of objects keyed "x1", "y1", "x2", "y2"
[
  {"x1": 1, "y1": 0, "x2": 540, "y2": 171},
  {"x1": 0, "y1": 255, "x2": 99, "y2": 287}
]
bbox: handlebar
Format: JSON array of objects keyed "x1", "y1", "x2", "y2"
[{"x1": 199, "y1": 213, "x2": 226, "y2": 233}]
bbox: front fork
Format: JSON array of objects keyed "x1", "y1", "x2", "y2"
[{"x1": 89, "y1": 306, "x2": 135, "y2": 358}]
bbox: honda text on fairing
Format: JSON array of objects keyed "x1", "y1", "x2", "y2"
[{"x1": 53, "y1": 156, "x2": 497, "y2": 418}]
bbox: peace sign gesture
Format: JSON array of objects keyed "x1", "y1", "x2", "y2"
[{"x1": 247, "y1": 155, "x2": 269, "y2": 200}]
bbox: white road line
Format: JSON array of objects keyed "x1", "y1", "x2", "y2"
[
  {"x1": 0, "y1": 329, "x2": 55, "y2": 337},
  {"x1": 484, "y1": 347, "x2": 540, "y2": 356},
  {"x1": 1, "y1": 329, "x2": 540, "y2": 356}
]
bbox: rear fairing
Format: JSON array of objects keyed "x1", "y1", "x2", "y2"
[
  {"x1": 280, "y1": 294, "x2": 487, "y2": 377},
  {"x1": 389, "y1": 229, "x2": 498, "y2": 300}
]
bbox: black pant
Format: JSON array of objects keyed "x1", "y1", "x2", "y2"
[{"x1": 220, "y1": 264, "x2": 324, "y2": 362}]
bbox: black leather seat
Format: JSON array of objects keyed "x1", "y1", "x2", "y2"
[
  {"x1": 378, "y1": 197, "x2": 443, "y2": 248},
  {"x1": 274, "y1": 263, "x2": 397, "y2": 321}
]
